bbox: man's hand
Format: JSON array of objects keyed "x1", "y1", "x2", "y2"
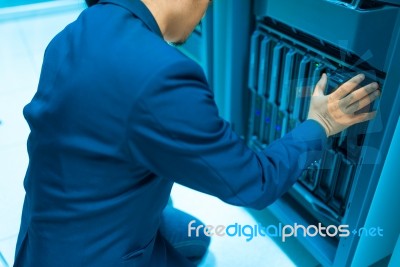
[{"x1": 307, "y1": 73, "x2": 380, "y2": 137}]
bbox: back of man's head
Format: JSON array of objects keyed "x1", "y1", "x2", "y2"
[{"x1": 85, "y1": 0, "x2": 100, "y2": 7}]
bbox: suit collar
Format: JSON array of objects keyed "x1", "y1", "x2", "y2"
[{"x1": 99, "y1": 0, "x2": 163, "y2": 38}]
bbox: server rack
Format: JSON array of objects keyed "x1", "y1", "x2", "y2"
[
  {"x1": 181, "y1": 1, "x2": 253, "y2": 136},
  {"x1": 246, "y1": 0, "x2": 400, "y2": 266},
  {"x1": 248, "y1": 23, "x2": 384, "y2": 223},
  {"x1": 178, "y1": 7, "x2": 214, "y2": 85},
  {"x1": 179, "y1": 0, "x2": 399, "y2": 265}
]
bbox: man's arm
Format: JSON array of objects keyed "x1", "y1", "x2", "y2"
[{"x1": 128, "y1": 59, "x2": 378, "y2": 209}]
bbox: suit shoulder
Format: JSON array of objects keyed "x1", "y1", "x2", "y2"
[
  {"x1": 121, "y1": 33, "x2": 206, "y2": 82},
  {"x1": 129, "y1": 33, "x2": 201, "y2": 74}
]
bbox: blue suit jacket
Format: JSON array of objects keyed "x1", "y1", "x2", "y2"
[{"x1": 15, "y1": 0, "x2": 327, "y2": 266}]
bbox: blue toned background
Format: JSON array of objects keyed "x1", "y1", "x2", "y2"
[{"x1": 0, "y1": 0, "x2": 399, "y2": 266}]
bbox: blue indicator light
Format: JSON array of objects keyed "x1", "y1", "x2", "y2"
[{"x1": 265, "y1": 117, "x2": 271, "y2": 123}]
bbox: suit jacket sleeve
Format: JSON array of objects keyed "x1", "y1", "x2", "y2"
[{"x1": 128, "y1": 58, "x2": 327, "y2": 209}]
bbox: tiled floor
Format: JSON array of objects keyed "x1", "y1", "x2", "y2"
[{"x1": 0, "y1": 2, "x2": 319, "y2": 267}]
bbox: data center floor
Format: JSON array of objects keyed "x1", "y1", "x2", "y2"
[{"x1": 0, "y1": 2, "x2": 319, "y2": 266}]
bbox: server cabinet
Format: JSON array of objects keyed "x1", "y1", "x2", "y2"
[
  {"x1": 180, "y1": 0, "x2": 399, "y2": 265},
  {"x1": 246, "y1": 0, "x2": 400, "y2": 266},
  {"x1": 179, "y1": 2, "x2": 253, "y2": 136},
  {"x1": 177, "y1": 8, "x2": 213, "y2": 83}
]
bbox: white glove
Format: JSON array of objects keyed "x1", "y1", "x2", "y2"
[{"x1": 307, "y1": 73, "x2": 380, "y2": 137}]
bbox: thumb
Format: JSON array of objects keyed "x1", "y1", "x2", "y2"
[{"x1": 313, "y1": 73, "x2": 327, "y2": 96}]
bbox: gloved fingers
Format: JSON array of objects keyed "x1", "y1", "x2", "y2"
[
  {"x1": 330, "y1": 73, "x2": 365, "y2": 100},
  {"x1": 349, "y1": 111, "x2": 377, "y2": 124},
  {"x1": 346, "y1": 82, "x2": 380, "y2": 106},
  {"x1": 346, "y1": 90, "x2": 380, "y2": 114},
  {"x1": 312, "y1": 73, "x2": 328, "y2": 96}
]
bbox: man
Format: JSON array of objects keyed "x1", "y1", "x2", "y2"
[{"x1": 14, "y1": 0, "x2": 380, "y2": 266}]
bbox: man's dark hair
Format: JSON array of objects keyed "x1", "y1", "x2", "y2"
[{"x1": 85, "y1": 0, "x2": 100, "y2": 7}]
